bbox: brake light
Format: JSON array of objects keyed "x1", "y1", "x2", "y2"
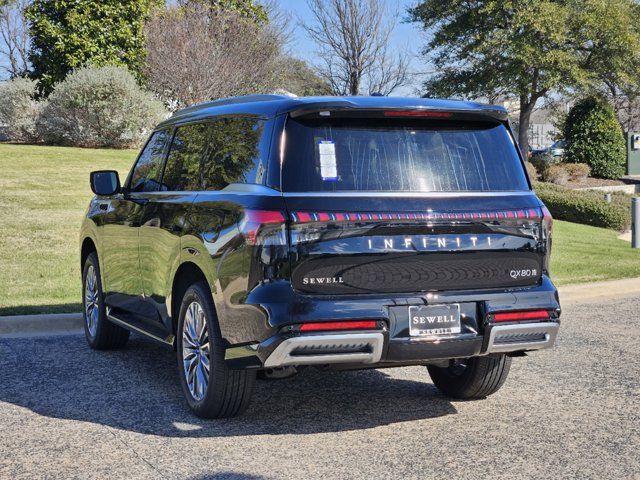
[
  {"x1": 299, "y1": 320, "x2": 380, "y2": 332},
  {"x1": 242, "y1": 210, "x2": 286, "y2": 246},
  {"x1": 384, "y1": 110, "x2": 453, "y2": 118},
  {"x1": 492, "y1": 310, "x2": 550, "y2": 322}
]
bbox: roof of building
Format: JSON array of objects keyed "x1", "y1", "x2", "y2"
[{"x1": 158, "y1": 94, "x2": 508, "y2": 127}]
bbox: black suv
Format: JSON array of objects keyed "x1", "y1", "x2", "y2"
[{"x1": 80, "y1": 95, "x2": 560, "y2": 418}]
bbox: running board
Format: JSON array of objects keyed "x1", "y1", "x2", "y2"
[{"x1": 106, "y1": 308, "x2": 174, "y2": 346}]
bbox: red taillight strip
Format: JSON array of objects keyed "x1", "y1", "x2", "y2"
[
  {"x1": 492, "y1": 310, "x2": 551, "y2": 322},
  {"x1": 245, "y1": 210, "x2": 285, "y2": 224},
  {"x1": 242, "y1": 210, "x2": 286, "y2": 245},
  {"x1": 383, "y1": 110, "x2": 453, "y2": 118},
  {"x1": 299, "y1": 320, "x2": 380, "y2": 332},
  {"x1": 290, "y1": 208, "x2": 542, "y2": 224}
]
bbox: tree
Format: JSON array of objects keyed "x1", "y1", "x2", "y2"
[
  {"x1": 26, "y1": 0, "x2": 162, "y2": 95},
  {"x1": 0, "y1": 0, "x2": 29, "y2": 78},
  {"x1": 302, "y1": 0, "x2": 410, "y2": 96},
  {"x1": 279, "y1": 57, "x2": 332, "y2": 96},
  {"x1": 563, "y1": 96, "x2": 626, "y2": 179},
  {"x1": 144, "y1": 4, "x2": 285, "y2": 107},
  {"x1": 409, "y1": 0, "x2": 640, "y2": 155},
  {"x1": 177, "y1": 0, "x2": 267, "y2": 24}
]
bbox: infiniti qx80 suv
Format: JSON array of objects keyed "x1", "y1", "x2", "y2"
[{"x1": 80, "y1": 95, "x2": 560, "y2": 418}]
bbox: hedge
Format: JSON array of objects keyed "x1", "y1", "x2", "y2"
[{"x1": 534, "y1": 182, "x2": 631, "y2": 231}]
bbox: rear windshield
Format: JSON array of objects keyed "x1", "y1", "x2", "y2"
[{"x1": 282, "y1": 118, "x2": 529, "y2": 192}]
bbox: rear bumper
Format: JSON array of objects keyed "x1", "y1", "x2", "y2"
[
  {"x1": 253, "y1": 320, "x2": 559, "y2": 369},
  {"x1": 224, "y1": 276, "x2": 560, "y2": 369}
]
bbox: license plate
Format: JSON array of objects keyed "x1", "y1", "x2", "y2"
[{"x1": 408, "y1": 304, "x2": 461, "y2": 336}]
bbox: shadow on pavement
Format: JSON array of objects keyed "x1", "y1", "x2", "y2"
[{"x1": 0, "y1": 334, "x2": 457, "y2": 437}]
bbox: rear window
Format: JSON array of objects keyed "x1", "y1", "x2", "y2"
[{"x1": 282, "y1": 118, "x2": 529, "y2": 192}]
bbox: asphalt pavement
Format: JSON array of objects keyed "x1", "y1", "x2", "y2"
[{"x1": 0, "y1": 296, "x2": 638, "y2": 480}]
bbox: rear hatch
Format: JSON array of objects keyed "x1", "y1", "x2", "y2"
[{"x1": 280, "y1": 110, "x2": 548, "y2": 295}]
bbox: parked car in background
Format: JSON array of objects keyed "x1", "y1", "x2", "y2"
[
  {"x1": 548, "y1": 139, "x2": 566, "y2": 158},
  {"x1": 80, "y1": 95, "x2": 560, "y2": 418}
]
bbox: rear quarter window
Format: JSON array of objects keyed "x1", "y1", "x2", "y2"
[
  {"x1": 162, "y1": 116, "x2": 267, "y2": 191},
  {"x1": 282, "y1": 118, "x2": 529, "y2": 192}
]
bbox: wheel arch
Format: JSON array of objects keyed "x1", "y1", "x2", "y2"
[
  {"x1": 80, "y1": 237, "x2": 97, "y2": 271},
  {"x1": 170, "y1": 261, "x2": 214, "y2": 336}
]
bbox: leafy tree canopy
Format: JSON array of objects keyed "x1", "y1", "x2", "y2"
[
  {"x1": 26, "y1": 0, "x2": 162, "y2": 95},
  {"x1": 409, "y1": 0, "x2": 640, "y2": 154},
  {"x1": 179, "y1": 0, "x2": 267, "y2": 24}
]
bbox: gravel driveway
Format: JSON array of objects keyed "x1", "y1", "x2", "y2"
[{"x1": 0, "y1": 296, "x2": 638, "y2": 480}]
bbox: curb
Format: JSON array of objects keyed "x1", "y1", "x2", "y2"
[
  {"x1": 1, "y1": 277, "x2": 639, "y2": 337},
  {"x1": 0, "y1": 313, "x2": 83, "y2": 338}
]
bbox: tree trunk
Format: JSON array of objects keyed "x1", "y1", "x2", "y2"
[{"x1": 518, "y1": 98, "x2": 535, "y2": 158}]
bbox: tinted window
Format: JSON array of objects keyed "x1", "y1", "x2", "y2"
[
  {"x1": 162, "y1": 116, "x2": 265, "y2": 191},
  {"x1": 129, "y1": 130, "x2": 169, "y2": 192},
  {"x1": 282, "y1": 118, "x2": 529, "y2": 192}
]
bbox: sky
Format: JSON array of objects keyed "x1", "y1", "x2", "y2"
[{"x1": 275, "y1": 0, "x2": 427, "y2": 96}]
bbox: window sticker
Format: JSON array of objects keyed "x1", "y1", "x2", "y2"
[{"x1": 318, "y1": 140, "x2": 338, "y2": 181}]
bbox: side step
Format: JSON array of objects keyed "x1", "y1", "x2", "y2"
[
  {"x1": 264, "y1": 333, "x2": 384, "y2": 367},
  {"x1": 106, "y1": 308, "x2": 174, "y2": 346}
]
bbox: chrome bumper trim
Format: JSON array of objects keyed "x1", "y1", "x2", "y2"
[
  {"x1": 264, "y1": 333, "x2": 384, "y2": 367},
  {"x1": 486, "y1": 322, "x2": 559, "y2": 354}
]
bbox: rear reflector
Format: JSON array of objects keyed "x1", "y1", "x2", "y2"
[
  {"x1": 492, "y1": 310, "x2": 550, "y2": 322},
  {"x1": 299, "y1": 320, "x2": 379, "y2": 332},
  {"x1": 384, "y1": 110, "x2": 453, "y2": 118}
]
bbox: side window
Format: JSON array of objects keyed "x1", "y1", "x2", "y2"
[
  {"x1": 129, "y1": 130, "x2": 169, "y2": 192},
  {"x1": 162, "y1": 116, "x2": 266, "y2": 191}
]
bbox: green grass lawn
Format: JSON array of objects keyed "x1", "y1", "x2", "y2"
[
  {"x1": 0, "y1": 144, "x2": 135, "y2": 315},
  {"x1": 0, "y1": 143, "x2": 639, "y2": 315}
]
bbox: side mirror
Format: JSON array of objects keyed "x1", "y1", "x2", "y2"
[{"x1": 90, "y1": 170, "x2": 121, "y2": 196}]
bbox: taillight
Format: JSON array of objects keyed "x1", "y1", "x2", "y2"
[
  {"x1": 241, "y1": 210, "x2": 286, "y2": 246},
  {"x1": 492, "y1": 310, "x2": 550, "y2": 322},
  {"x1": 383, "y1": 110, "x2": 453, "y2": 119},
  {"x1": 299, "y1": 320, "x2": 380, "y2": 332}
]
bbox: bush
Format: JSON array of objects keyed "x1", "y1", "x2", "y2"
[
  {"x1": 0, "y1": 78, "x2": 41, "y2": 143},
  {"x1": 38, "y1": 66, "x2": 167, "y2": 148},
  {"x1": 535, "y1": 182, "x2": 631, "y2": 231},
  {"x1": 563, "y1": 96, "x2": 626, "y2": 179},
  {"x1": 524, "y1": 162, "x2": 538, "y2": 182},
  {"x1": 541, "y1": 164, "x2": 569, "y2": 185},
  {"x1": 564, "y1": 163, "x2": 591, "y2": 181},
  {"x1": 529, "y1": 152, "x2": 559, "y2": 176}
]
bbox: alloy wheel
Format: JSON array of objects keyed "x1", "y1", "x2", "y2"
[
  {"x1": 182, "y1": 301, "x2": 210, "y2": 401},
  {"x1": 84, "y1": 265, "x2": 99, "y2": 337}
]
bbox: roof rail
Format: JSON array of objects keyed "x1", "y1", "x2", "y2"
[{"x1": 171, "y1": 94, "x2": 295, "y2": 117}]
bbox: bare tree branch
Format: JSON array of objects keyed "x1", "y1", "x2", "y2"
[
  {"x1": 302, "y1": 0, "x2": 410, "y2": 96},
  {"x1": 0, "y1": 0, "x2": 30, "y2": 78},
  {"x1": 144, "y1": 4, "x2": 286, "y2": 108}
]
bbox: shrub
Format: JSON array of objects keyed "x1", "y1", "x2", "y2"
[
  {"x1": 0, "y1": 78, "x2": 41, "y2": 143},
  {"x1": 564, "y1": 163, "x2": 591, "y2": 181},
  {"x1": 535, "y1": 182, "x2": 631, "y2": 231},
  {"x1": 529, "y1": 152, "x2": 559, "y2": 176},
  {"x1": 38, "y1": 66, "x2": 167, "y2": 148},
  {"x1": 524, "y1": 162, "x2": 538, "y2": 182},
  {"x1": 563, "y1": 96, "x2": 626, "y2": 179},
  {"x1": 541, "y1": 164, "x2": 569, "y2": 185}
]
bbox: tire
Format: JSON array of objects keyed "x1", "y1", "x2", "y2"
[
  {"x1": 176, "y1": 281, "x2": 255, "y2": 418},
  {"x1": 82, "y1": 252, "x2": 129, "y2": 349},
  {"x1": 427, "y1": 355, "x2": 512, "y2": 399}
]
